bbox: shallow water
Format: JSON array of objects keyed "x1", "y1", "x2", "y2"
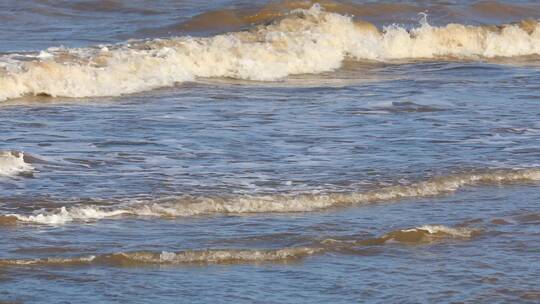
[{"x1": 1, "y1": 1, "x2": 540, "y2": 303}]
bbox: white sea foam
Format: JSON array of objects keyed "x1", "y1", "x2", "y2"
[
  {"x1": 0, "y1": 151, "x2": 34, "y2": 177},
  {"x1": 12, "y1": 206, "x2": 129, "y2": 225},
  {"x1": 9, "y1": 168, "x2": 540, "y2": 225},
  {"x1": 0, "y1": 5, "x2": 538, "y2": 102}
]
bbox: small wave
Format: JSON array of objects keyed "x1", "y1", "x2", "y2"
[
  {"x1": 0, "y1": 224, "x2": 477, "y2": 267},
  {"x1": 0, "y1": 151, "x2": 34, "y2": 177},
  {"x1": 107, "y1": 247, "x2": 322, "y2": 265},
  {"x1": 0, "y1": 248, "x2": 320, "y2": 267},
  {"x1": 378, "y1": 225, "x2": 478, "y2": 243},
  {"x1": 1, "y1": 5, "x2": 539, "y2": 102},
  {"x1": 7, "y1": 168, "x2": 540, "y2": 225},
  {"x1": 324, "y1": 225, "x2": 479, "y2": 246}
]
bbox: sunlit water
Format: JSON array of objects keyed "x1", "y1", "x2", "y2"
[{"x1": 1, "y1": 1, "x2": 540, "y2": 303}]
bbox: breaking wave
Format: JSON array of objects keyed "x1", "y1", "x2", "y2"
[
  {"x1": 0, "y1": 151, "x2": 34, "y2": 177},
  {"x1": 5, "y1": 168, "x2": 539, "y2": 225},
  {"x1": 1, "y1": 5, "x2": 539, "y2": 101},
  {"x1": 0, "y1": 224, "x2": 478, "y2": 267}
]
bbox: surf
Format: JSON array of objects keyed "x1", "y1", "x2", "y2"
[{"x1": 0, "y1": 4, "x2": 539, "y2": 102}]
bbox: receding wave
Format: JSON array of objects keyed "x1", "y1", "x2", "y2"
[
  {"x1": 0, "y1": 150, "x2": 34, "y2": 177},
  {"x1": 0, "y1": 224, "x2": 478, "y2": 267},
  {"x1": 5, "y1": 168, "x2": 539, "y2": 225},
  {"x1": 1, "y1": 5, "x2": 539, "y2": 102}
]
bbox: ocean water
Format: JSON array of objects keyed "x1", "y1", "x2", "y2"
[{"x1": 1, "y1": 0, "x2": 540, "y2": 303}]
